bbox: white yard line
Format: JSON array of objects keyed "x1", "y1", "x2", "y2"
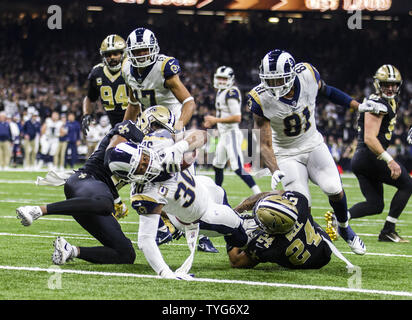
[{"x1": 0, "y1": 265, "x2": 411, "y2": 298}]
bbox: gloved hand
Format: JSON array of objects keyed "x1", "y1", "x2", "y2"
[
  {"x1": 114, "y1": 201, "x2": 129, "y2": 220},
  {"x1": 271, "y1": 170, "x2": 285, "y2": 190},
  {"x1": 358, "y1": 99, "x2": 387, "y2": 114},
  {"x1": 161, "y1": 140, "x2": 189, "y2": 173},
  {"x1": 81, "y1": 114, "x2": 93, "y2": 137}
]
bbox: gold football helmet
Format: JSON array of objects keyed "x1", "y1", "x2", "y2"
[
  {"x1": 100, "y1": 34, "x2": 126, "y2": 72},
  {"x1": 139, "y1": 105, "x2": 176, "y2": 134},
  {"x1": 253, "y1": 194, "x2": 298, "y2": 234},
  {"x1": 373, "y1": 64, "x2": 402, "y2": 99}
]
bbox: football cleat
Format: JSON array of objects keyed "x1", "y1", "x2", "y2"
[
  {"x1": 156, "y1": 228, "x2": 173, "y2": 246},
  {"x1": 324, "y1": 211, "x2": 338, "y2": 241},
  {"x1": 52, "y1": 237, "x2": 74, "y2": 265},
  {"x1": 338, "y1": 225, "x2": 366, "y2": 255},
  {"x1": 198, "y1": 236, "x2": 219, "y2": 253},
  {"x1": 378, "y1": 230, "x2": 410, "y2": 243},
  {"x1": 16, "y1": 206, "x2": 42, "y2": 226}
]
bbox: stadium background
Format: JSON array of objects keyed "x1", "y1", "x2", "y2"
[{"x1": 1, "y1": 0, "x2": 411, "y2": 172}]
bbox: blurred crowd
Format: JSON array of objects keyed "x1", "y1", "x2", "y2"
[{"x1": 1, "y1": 4, "x2": 411, "y2": 171}]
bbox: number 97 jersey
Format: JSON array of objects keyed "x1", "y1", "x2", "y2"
[{"x1": 247, "y1": 63, "x2": 324, "y2": 156}]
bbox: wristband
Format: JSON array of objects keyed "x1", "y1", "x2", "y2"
[
  {"x1": 377, "y1": 151, "x2": 393, "y2": 163},
  {"x1": 182, "y1": 96, "x2": 194, "y2": 105}
]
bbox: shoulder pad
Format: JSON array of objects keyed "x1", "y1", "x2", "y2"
[
  {"x1": 247, "y1": 88, "x2": 265, "y2": 118},
  {"x1": 226, "y1": 87, "x2": 241, "y2": 101},
  {"x1": 131, "y1": 195, "x2": 159, "y2": 215},
  {"x1": 161, "y1": 57, "x2": 181, "y2": 79}
]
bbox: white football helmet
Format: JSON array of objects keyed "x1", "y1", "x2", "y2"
[
  {"x1": 213, "y1": 66, "x2": 235, "y2": 90},
  {"x1": 253, "y1": 194, "x2": 298, "y2": 234},
  {"x1": 259, "y1": 49, "x2": 296, "y2": 99},
  {"x1": 126, "y1": 27, "x2": 160, "y2": 68},
  {"x1": 108, "y1": 142, "x2": 162, "y2": 184}
]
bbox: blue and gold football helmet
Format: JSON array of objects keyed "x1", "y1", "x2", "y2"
[{"x1": 126, "y1": 28, "x2": 160, "y2": 68}]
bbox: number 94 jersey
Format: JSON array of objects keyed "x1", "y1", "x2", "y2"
[
  {"x1": 245, "y1": 191, "x2": 332, "y2": 269},
  {"x1": 87, "y1": 63, "x2": 128, "y2": 127},
  {"x1": 248, "y1": 63, "x2": 324, "y2": 156}
]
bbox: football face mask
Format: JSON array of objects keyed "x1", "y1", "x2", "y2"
[{"x1": 126, "y1": 28, "x2": 160, "y2": 68}]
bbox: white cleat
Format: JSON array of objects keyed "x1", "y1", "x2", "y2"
[
  {"x1": 52, "y1": 236, "x2": 74, "y2": 265},
  {"x1": 16, "y1": 206, "x2": 42, "y2": 226},
  {"x1": 347, "y1": 235, "x2": 366, "y2": 255}
]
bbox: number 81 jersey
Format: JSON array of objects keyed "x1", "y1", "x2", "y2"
[{"x1": 247, "y1": 63, "x2": 324, "y2": 156}]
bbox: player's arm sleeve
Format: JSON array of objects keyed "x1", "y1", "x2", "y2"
[
  {"x1": 226, "y1": 90, "x2": 242, "y2": 116},
  {"x1": 318, "y1": 79, "x2": 354, "y2": 108},
  {"x1": 112, "y1": 120, "x2": 144, "y2": 143},
  {"x1": 86, "y1": 71, "x2": 100, "y2": 102},
  {"x1": 137, "y1": 213, "x2": 174, "y2": 276},
  {"x1": 162, "y1": 57, "x2": 181, "y2": 80}
]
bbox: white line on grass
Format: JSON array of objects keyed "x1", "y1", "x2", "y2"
[
  {"x1": 1, "y1": 265, "x2": 412, "y2": 298},
  {"x1": 1, "y1": 232, "x2": 412, "y2": 258}
]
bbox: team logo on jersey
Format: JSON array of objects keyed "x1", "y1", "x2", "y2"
[
  {"x1": 118, "y1": 124, "x2": 130, "y2": 135},
  {"x1": 96, "y1": 77, "x2": 102, "y2": 86},
  {"x1": 158, "y1": 186, "x2": 168, "y2": 197},
  {"x1": 78, "y1": 173, "x2": 87, "y2": 179}
]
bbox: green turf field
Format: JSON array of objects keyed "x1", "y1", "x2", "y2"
[{"x1": 1, "y1": 169, "x2": 411, "y2": 301}]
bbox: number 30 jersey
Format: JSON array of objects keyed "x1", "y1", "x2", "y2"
[
  {"x1": 247, "y1": 63, "x2": 324, "y2": 156},
  {"x1": 122, "y1": 54, "x2": 182, "y2": 119}
]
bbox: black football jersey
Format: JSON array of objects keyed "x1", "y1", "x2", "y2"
[
  {"x1": 87, "y1": 63, "x2": 128, "y2": 127},
  {"x1": 356, "y1": 95, "x2": 398, "y2": 150},
  {"x1": 245, "y1": 191, "x2": 332, "y2": 269},
  {"x1": 80, "y1": 120, "x2": 144, "y2": 198}
]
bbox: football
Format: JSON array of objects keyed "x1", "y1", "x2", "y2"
[{"x1": 181, "y1": 149, "x2": 198, "y2": 170}]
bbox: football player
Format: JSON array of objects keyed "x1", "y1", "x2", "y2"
[
  {"x1": 248, "y1": 49, "x2": 383, "y2": 255},
  {"x1": 16, "y1": 120, "x2": 144, "y2": 265},
  {"x1": 228, "y1": 190, "x2": 334, "y2": 269},
  {"x1": 204, "y1": 66, "x2": 261, "y2": 195},
  {"x1": 346, "y1": 65, "x2": 412, "y2": 242},
  {"x1": 107, "y1": 118, "x2": 252, "y2": 280},
  {"x1": 37, "y1": 111, "x2": 65, "y2": 170},
  {"x1": 122, "y1": 27, "x2": 196, "y2": 132},
  {"x1": 82, "y1": 34, "x2": 128, "y2": 136}
]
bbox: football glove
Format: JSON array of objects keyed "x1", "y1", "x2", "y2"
[
  {"x1": 114, "y1": 201, "x2": 129, "y2": 220},
  {"x1": 161, "y1": 140, "x2": 189, "y2": 173},
  {"x1": 81, "y1": 114, "x2": 93, "y2": 137},
  {"x1": 271, "y1": 170, "x2": 285, "y2": 190},
  {"x1": 407, "y1": 127, "x2": 412, "y2": 144},
  {"x1": 358, "y1": 99, "x2": 387, "y2": 114}
]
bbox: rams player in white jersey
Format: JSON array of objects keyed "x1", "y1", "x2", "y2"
[
  {"x1": 248, "y1": 49, "x2": 383, "y2": 255},
  {"x1": 204, "y1": 66, "x2": 261, "y2": 195},
  {"x1": 107, "y1": 108, "x2": 251, "y2": 279},
  {"x1": 122, "y1": 27, "x2": 196, "y2": 132}
]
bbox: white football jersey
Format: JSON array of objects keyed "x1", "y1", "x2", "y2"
[
  {"x1": 130, "y1": 129, "x2": 210, "y2": 224},
  {"x1": 248, "y1": 63, "x2": 324, "y2": 156},
  {"x1": 43, "y1": 118, "x2": 63, "y2": 139},
  {"x1": 122, "y1": 54, "x2": 182, "y2": 119},
  {"x1": 215, "y1": 86, "x2": 242, "y2": 134}
]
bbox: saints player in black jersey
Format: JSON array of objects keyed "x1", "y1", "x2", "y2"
[
  {"x1": 347, "y1": 65, "x2": 412, "y2": 243},
  {"x1": 227, "y1": 191, "x2": 333, "y2": 269},
  {"x1": 82, "y1": 34, "x2": 128, "y2": 135},
  {"x1": 16, "y1": 120, "x2": 144, "y2": 264}
]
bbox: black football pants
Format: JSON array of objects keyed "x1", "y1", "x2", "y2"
[
  {"x1": 46, "y1": 171, "x2": 135, "y2": 264},
  {"x1": 349, "y1": 148, "x2": 412, "y2": 222}
]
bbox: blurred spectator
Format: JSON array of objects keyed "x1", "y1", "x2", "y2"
[
  {"x1": 65, "y1": 112, "x2": 81, "y2": 169},
  {"x1": 54, "y1": 113, "x2": 68, "y2": 170},
  {"x1": 22, "y1": 108, "x2": 41, "y2": 170},
  {"x1": 0, "y1": 112, "x2": 12, "y2": 170}
]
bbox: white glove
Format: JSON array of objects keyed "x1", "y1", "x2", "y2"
[
  {"x1": 358, "y1": 99, "x2": 387, "y2": 114},
  {"x1": 271, "y1": 170, "x2": 285, "y2": 190},
  {"x1": 408, "y1": 127, "x2": 412, "y2": 145},
  {"x1": 161, "y1": 140, "x2": 189, "y2": 173}
]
